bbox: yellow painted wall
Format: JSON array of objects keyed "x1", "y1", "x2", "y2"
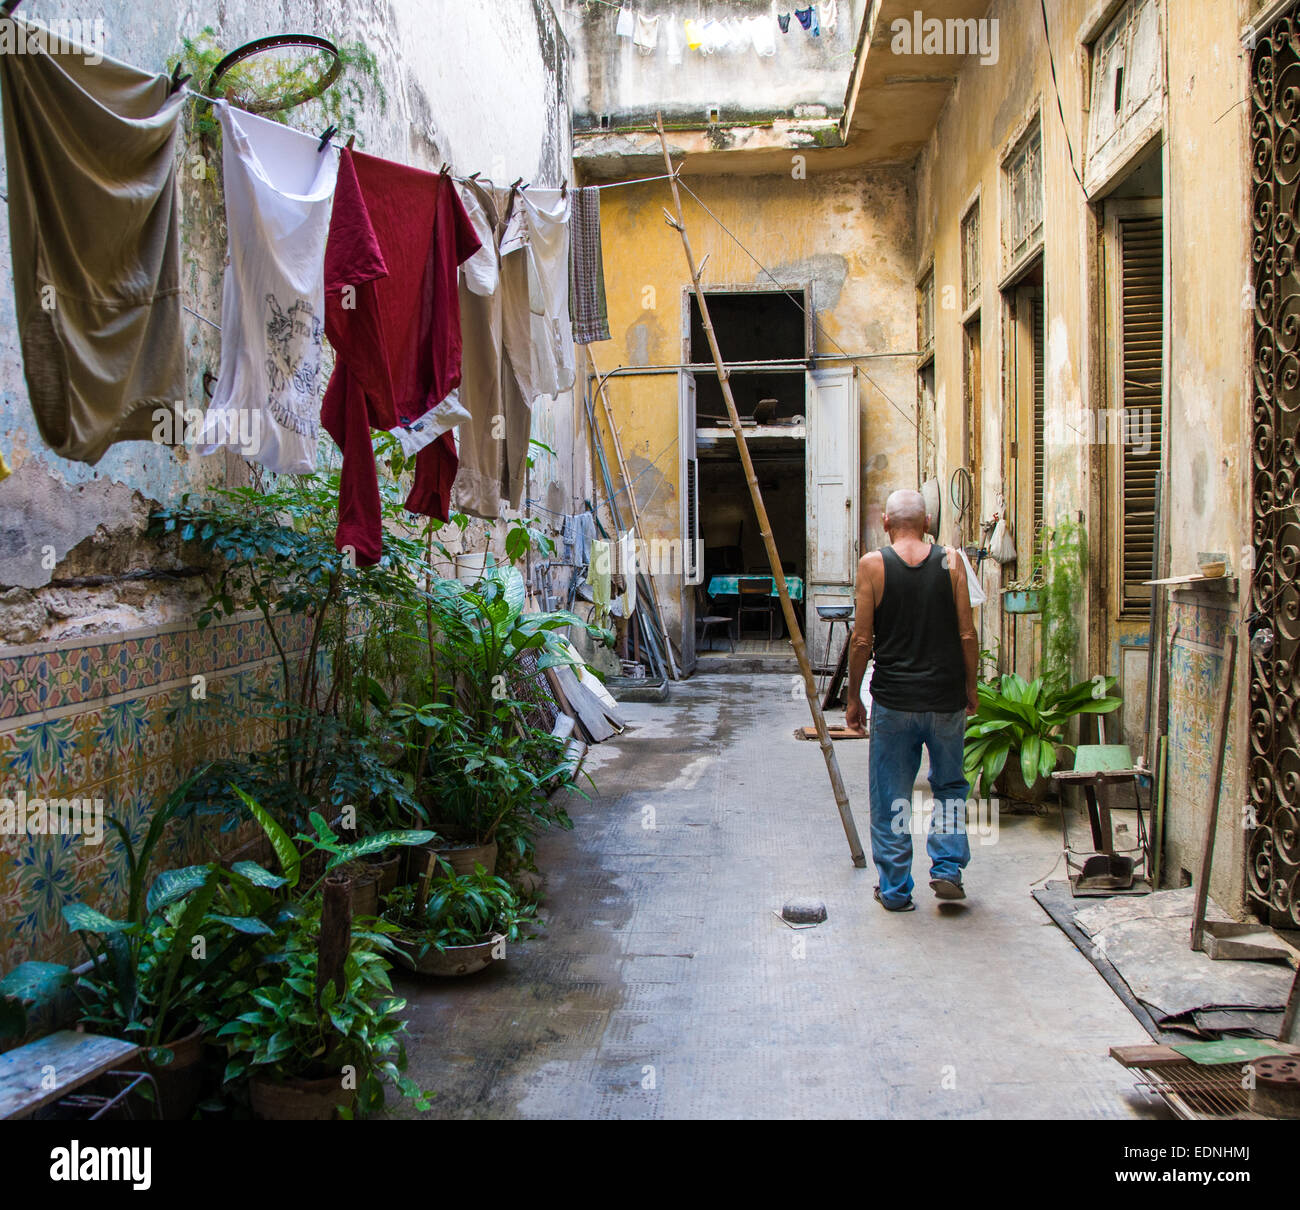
[{"x1": 592, "y1": 166, "x2": 920, "y2": 658}]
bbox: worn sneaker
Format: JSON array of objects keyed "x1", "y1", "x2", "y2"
[
  {"x1": 873, "y1": 886, "x2": 916, "y2": 912},
  {"x1": 930, "y1": 878, "x2": 966, "y2": 901}
]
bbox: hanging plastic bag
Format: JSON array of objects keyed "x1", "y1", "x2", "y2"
[
  {"x1": 988, "y1": 506, "x2": 1017, "y2": 565},
  {"x1": 958, "y1": 547, "x2": 987, "y2": 607}
]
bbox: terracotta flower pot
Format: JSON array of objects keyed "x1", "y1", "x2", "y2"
[
  {"x1": 434, "y1": 840, "x2": 498, "y2": 877},
  {"x1": 391, "y1": 934, "x2": 503, "y2": 978},
  {"x1": 404, "y1": 839, "x2": 498, "y2": 883},
  {"x1": 348, "y1": 867, "x2": 380, "y2": 918},
  {"x1": 249, "y1": 1073, "x2": 356, "y2": 1121},
  {"x1": 1003, "y1": 760, "x2": 1049, "y2": 804},
  {"x1": 143, "y1": 1025, "x2": 206, "y2": 1120},
  {"x1": 367, "y1": 851, "x2": 402, "y2": 897}
]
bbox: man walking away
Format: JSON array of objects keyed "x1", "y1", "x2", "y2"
[{"x1": 845, "y1": 489, "x2": 979, "y2": 911}]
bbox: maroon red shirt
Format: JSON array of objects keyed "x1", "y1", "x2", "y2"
[{"x1": 323, "y1": 149, "x2": 481, "y2": 564}]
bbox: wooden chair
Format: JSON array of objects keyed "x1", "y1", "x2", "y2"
[
  {"x1": 694, "y1": 584, "x2": 735, "y2": 652},
  {"x1": 737, "y1": 577, "x2": 777, "y2": 641}
]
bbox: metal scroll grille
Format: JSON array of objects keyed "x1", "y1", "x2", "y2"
[{"x1": 1249, "y1": 9, "x2": 1300, "y2": 928}]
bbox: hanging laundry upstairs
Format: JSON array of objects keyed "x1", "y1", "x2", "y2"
[
  {"x1": 0, "y1": 15, "x2": 185, "y2": 465},
  {"x1": 323, "y1": 149, "x2": 481, "y2": 566},
  {"x1": 453, "y1": 178, "x2": 514, "y2": 521},
  {"x1": 499, "y1": 186, "x2": 575, "y2": 407},
  {"x1": 196, "y1": 101, "x2": 340, "y2": 473},
  {"x1": 570, "y1": 186, "x2": 611, "y2": 346}
]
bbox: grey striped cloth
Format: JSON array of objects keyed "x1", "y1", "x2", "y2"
[{"x1": 569, "y1": 186, "x2": 610, "y2": 344}]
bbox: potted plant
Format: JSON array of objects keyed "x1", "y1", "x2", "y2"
[
  {"x1": 383, "y1": 862, "x2": 537, "y2": 977},
  {"x1": 212, "y1": 901, "x2": 430, "y2": 1119},
  {"x1": 52, "y1": 772, "x2": 273, "y2": 1119},
  {"x1": 964, "y1": 673, "x2": 1121, "y2": 803}
]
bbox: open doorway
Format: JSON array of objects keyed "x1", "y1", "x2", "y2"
[{"x1": 685, "y1": 288, "x2": 811, "y2": 661}]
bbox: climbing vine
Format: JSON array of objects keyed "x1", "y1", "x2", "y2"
[
  {"x1": 1038, "y1": 517, "x2": 1087, "y2": 695},
  {"x1": 175, "y1": 29, "x2": 386, "y2": 142}
]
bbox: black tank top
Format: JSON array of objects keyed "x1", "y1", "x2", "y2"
[{"x1": 869, "y1": 544, "x2": 966, "y2": 713}]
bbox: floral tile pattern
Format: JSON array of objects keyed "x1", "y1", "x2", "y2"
[{"x1": 1, "y1": 616, "x2": 311, "y2": 971}]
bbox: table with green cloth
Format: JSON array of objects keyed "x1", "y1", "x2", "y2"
[{"x1": 706, "y1": 574, "x2": 804, "y2": 602}]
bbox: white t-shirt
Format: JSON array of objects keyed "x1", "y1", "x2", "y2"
[
  {"x1": 197, "y1": 102, "x2": 340, "y2": 472},
  {"x1": 500, "y1": 187, "x2": 574, "y2": 399}
]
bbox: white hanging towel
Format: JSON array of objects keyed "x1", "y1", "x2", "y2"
[
  {"x1": 819, "y1": 0, "x2": 838, "y2": 36},
  {"x1": 634, "y1": 13, "x2": 660, "y2": 50},
  {"x1": 665, "y1": 18, "x2": 684, "y2": 64},
  {"x1": 722, "y1": 17, "x2": 749, "y2": 51},
  {"x1": 749, "y1": 14, "x2": 778, "y2": 56},
  {"x1": 197, "y1": 101, "x2": 339, "y2": 473},
  {"x1": 615, "y1": 6, "x2": 635, "y2": 37},
  {"x1": 499, "y1": 187, "x2": 575, "y2": 400}
]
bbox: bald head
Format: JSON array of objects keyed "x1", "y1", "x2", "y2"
[{"x1": 883, "y1": 489, "x2": 928, "y2": 537}]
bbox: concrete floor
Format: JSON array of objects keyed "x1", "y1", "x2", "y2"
[{"x1": 397, "y1": 672, "x2": 1162, "y2": 1119}]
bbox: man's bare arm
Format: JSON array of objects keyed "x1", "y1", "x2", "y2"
[
  {"x1": 947, "y1": 547, "x2": 979, "y2": 710},
  {"x1": 845, "y1": 553, "x2": 878, "y2": 731}
]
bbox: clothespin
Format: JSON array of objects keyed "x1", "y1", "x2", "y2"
[
  {"x1": 168, "y1": 61, "x2": 192, "y2": 96},
  {"x1": 439, "y1": 161, "x2": 451, "y2": 175},
  {"x1": 345, "y1": 134, "x2": 356, "y2": 150},
  {"x1": 662, "y1": 207, "x2": 683, "y2": 231},
  {"x1": 317, "y1": 124, "x2": 338, "y2": 152},
  {"x1": 510, "y1": 177, "x2": 524, "y2": 190},
  {"x1": 561, "y1": 178, "x2": 568, "y2": 198},
  {"x1": 468, "y1": 171, "x2": 481, "y2": 181}
]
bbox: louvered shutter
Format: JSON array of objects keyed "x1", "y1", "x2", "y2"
[
  {"x1": 1032, "y1": 294, "x2": 1045, "y2": 541},
  {"x1": 1118, "y1": 214, "x2": 1163, "y2": 607}
]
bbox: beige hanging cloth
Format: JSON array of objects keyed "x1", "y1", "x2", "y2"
[{"x1": 0, "y1": 17, "x2": 186, "y2": 464}]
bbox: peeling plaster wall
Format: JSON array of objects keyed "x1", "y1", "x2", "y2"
[
  {"x1": 0, "y1": 0, "x2": 583, "y2": 970},
  {"x1": 1, "y1": 0, "x2": 579, "y2": 622},
  {"x1": 594, "y1": 165, "x2": 917, "y2": 663},
  {"x1": 914, "y1": 0, "x2": 1253, "y2": 912}
]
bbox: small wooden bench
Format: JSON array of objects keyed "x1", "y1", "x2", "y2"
[{"x1": 0, "y1": 1030, "x2": 149, "y2": 1120}]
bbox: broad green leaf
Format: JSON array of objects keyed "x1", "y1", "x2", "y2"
[
  {"x1": 1020, "y1": 734, "x2": 1041, "y2": 788},
  {"x1": 230, "y1": 861, "x2": 287, "y2": 889},
  {"x1": 231, "y1": 785, "x2": 300, "y2": 889},
  {"x1": 147, "y1": 865, "x2": 213, "y2": 914},
  {"x1": 208, "y1": 914, "x2": 274, "y2": 936},
  {"x1": 62, "y1": 903, "x2": 128, "y2": 934}
]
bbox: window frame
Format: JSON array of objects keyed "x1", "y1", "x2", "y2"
[{"x1": 999, "y1": 111, "x2": 1045, "y2": 287}]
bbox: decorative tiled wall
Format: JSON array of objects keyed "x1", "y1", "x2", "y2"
[
  {"x1": 1163, "y1": 591, "x2": 1243, "y2": 905},
  {"x1": 0, "y1": 615, "x2": 311, "y2": 972}
]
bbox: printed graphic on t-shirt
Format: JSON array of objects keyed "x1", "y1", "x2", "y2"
[{"x1": 265, "y1": 293, "x2": 324, "y2": 438}]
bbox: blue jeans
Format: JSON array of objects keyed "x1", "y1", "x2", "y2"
[{"x1": 868, "y1": 703, "x2": 972, "y2": 907}]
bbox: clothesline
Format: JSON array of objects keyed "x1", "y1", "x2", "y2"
[{"x1": 179, "y1": 87, "x2": 676, "y2": 195}]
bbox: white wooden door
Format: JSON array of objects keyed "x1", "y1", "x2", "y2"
[
  {"x1": 806, "y1": 368, "x2": 860, "y2": 666},
  {"x1": 679, "y1": 372, "x2": 699, "y2": 663}
]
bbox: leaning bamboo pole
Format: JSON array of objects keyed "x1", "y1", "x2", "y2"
[
  {"x1": 655, "y1": 114, "x2": 865, "y2": 867},
  {"x1": 588, "y1": 347, "x2": 681, "y2": 679}
]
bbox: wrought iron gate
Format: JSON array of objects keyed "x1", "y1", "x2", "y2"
[{"x1": 1249, "y1": 8, "x2": 1300, "y2": 928}]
